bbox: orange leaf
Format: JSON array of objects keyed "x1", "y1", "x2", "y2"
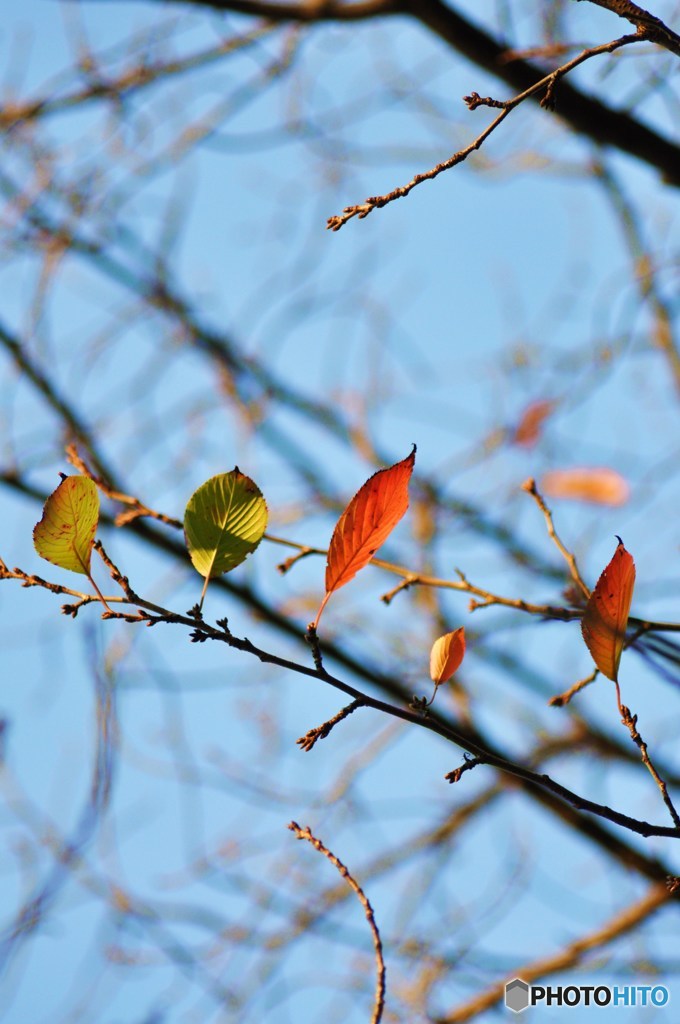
[
  {"x1": 540, "y1": 467, "x2": 629, "y2": 506},
  {"x1": 430, "y1": 627, "x2": 466, "y2": 684},
  {"x1": 581, "y1": 538, "x2": 635, "y2": 682},
  {"x1": 513, "y1": 399, "x2": 556, "y2": 448},
  {"x1": 314, "y1": 446, "x2": 416, "y2": 627}
]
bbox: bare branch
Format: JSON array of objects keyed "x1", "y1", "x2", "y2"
[
  {"x1": 328, "y1": 33, "x2": 641, "y2": 229},
  {"x1": 288, "y1": 822, "x2": 386, "y2": 1024}
]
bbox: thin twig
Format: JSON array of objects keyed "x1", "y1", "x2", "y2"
[
  {"x1": 297, "y1": 699, "x2": 366, "y2": 751},
  {"x1": 549, "y1": 669, "x2": 599, "y2": 707},
  {"x1": 577, "y1": 0, "x2": 680, "y2": 57},
  {"x1": 67, "y1": 445, "x2": 183, "y2": 529},
  {"x1": 327, "y1": 33, "x2": 641, "y2": 229},
  {"x1": 522, "y1": 478, "x2": 590, "y2": 600},
  {"x1": 613, "y1": 683, "x2": 680, "y2": 830},
  {"x1": 288, "y1": 822, "x2": 386, "y2": 1024},
  {"x1": 445, "y1": 755, "x2": 483, "y2": 784}
]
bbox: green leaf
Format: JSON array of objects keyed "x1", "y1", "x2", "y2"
[
  {"x1": 33, "y1": 475, "x2": 100, "y2": 575},
  {"x1": 184, "y1": 469, "x2": 268, "y2": 583}
]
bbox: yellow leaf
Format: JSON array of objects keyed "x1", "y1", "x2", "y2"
[{"x1": 33, "y1": 476, "x2": 99, "y2": 575}]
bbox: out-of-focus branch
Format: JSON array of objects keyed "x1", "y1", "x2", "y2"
[
  {"x1": 593, "y1": 161, "x2": 680, "y2": 394},
  {"x1": 436, "y1": 882, "x2": 675, "y2": 1022}
]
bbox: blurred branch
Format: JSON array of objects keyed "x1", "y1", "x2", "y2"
[
  {"x1": 593, "y1": 161, "x2": 680, "y2": 394},
  {"x1": 0, "y1": 23, "x2": 278, "y2": 130},
  {"x1": 437, "y1": 882, "x2": 675, "y2": 1022}
]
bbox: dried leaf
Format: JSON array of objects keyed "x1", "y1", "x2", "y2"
[
  {"x1": 541, "y1": 467, "x2": 629, "y2": 506},
  {"x1": 314, "y1": 446, "x2": 416, "y2": 626},
  {"x1": 513, "y1": 399, "x2": 556, "y2": 447},
  {"x1": 33, "y1": 475, "x2": 100, "y2": 575},
  {"x1": 581, "y1": 538, "x2": 635, "y2": 682},
  {"x1": 184, "y1": 469, "x2": 268, "y2": 580},
  {"x1": 430, "y1": 627, "x2": 466, "y2": 684}
]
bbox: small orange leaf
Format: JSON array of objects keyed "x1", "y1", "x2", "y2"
[
  {"x1": 513, "y1": 399, "x2": 556, "y2": 447},
  {"x1": 314, "y1": 446, "x2": 416, "y2": 627},
  {"x1": 430, "y1": 627, "x2": 466, "y2": 684},
  {"x1": 541, "y1": 468, "x2": 629, "y2": 506},
  {"x1": 581, "y1": 538, "x2": 635, "y2": 682}
]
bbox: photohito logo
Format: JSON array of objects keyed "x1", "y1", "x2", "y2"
[{"x1": 504, "y1": 978, "x2": 669, "y2": 1013}]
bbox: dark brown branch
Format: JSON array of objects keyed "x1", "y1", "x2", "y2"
[
  {"x1": 577, "y1": 0, "x2": 680, "y2": 57},
  {"x1": 614, "y1": 686, "x2": 680, "y2": 830},
  {"x1": 297, "y1": 699, "x2": 365, "y2": 751},
  {"x1": 6, "y1": 549, "x2": 679, "y2": 839},
  {"x1": 411, "y1": 0, "x2": 680, "y2": 184},
  {"x1": 3, "y1": 473, "x2": 679, "y2": 888},
  {"x1": 146, "y1": 0, "x2": 680, "y2": 186}
]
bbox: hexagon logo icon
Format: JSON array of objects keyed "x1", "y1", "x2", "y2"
[{"x1": 505, "y1": 978, "x2": 530, "y2": 1013}]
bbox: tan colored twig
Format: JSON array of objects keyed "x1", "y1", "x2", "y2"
[
  {"x1": 288, "y1": 822, "x2": 386, "y2": 1024},
  {"x1": 265, "y1": 533, "x2": 326, "y2": 573},
  {"x1": 266, "y1": 532, "x2": 579, "y2": 620},
  {"x1": 67, "y1": 445, "x2": 183, "y2": 529},
  {"x1": 549, "y1": 669, "x2": 599, "y2": 707},
  {"x1": 522, "y1": 478, "x2": 590, "y2": 600}
]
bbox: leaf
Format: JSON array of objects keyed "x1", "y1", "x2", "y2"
[
  {"x1": 33, "y1": 475, "x2": 99, "y2": 575},
  {"x1": 184, "y1": 468, "x2": 268, "y2": 582},
  {"x1": 314, "y1": 446, "x2": 416, "y2": 626},
  {"x1": 513, "y1": 399, "x2": 556, "y2": 448},
  {"x1": 540, "y1": 467, "x2": 629, "y2": 506},
  {"x1": 430, "y1": 627, "x2": 466, "y2": 684},
  {"x1": 581, "y1": 538, "x2": 636, "y2": 682}
]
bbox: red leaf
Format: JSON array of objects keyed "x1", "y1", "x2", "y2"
[
  {"x1": 581, "y1": 538, "x2": 636, "y2": 682},
  {"x1": 430, "y1": 627, "x2": 466, "y2": 684},
  {"x1": 513, "y1": 399, "x2": 556, "y2": 448},
  {"x1": 541, "y1": 467, "x2": 629, "y2": 506},
  {"x1": 314, "y1": 446, "x2": 416, "y2": 627}
]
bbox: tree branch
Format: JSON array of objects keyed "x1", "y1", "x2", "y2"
[{"x1": 141, "y1": 0, "x2": 680, "y2": 186}]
